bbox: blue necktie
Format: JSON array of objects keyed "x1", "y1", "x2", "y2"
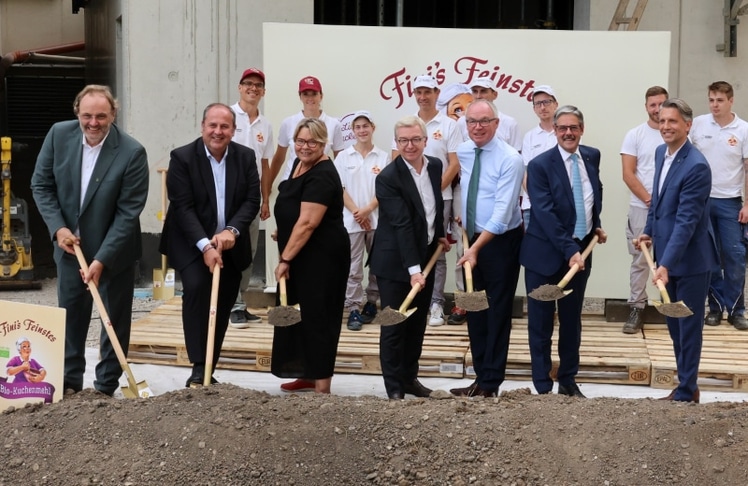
[
  {"x1": 571, "y1": 153, "x2": 587, "y2": 240},
  {"x1": 466, "y1": 147, "x2": 482, "y2": 240}
]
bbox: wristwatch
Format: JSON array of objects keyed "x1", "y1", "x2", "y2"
[{"x1": 225, "y1": 226, "x2": 240, "y2": 237}]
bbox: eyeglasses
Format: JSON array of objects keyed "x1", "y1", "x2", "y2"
[
  {"x1": 396, "y1": 137, "x2": 426, "y2": 146},
  {"x1": 78, "y1": 113, "x2": 110, "y2": 122},
  {"x1": 465, "y1": 118, "x2": 497, "y2": 128},
  {"x1": 241, "y1": 81, "x2": 265, "y2": 89},
  {"x1": 294, "y1": 138, "x2": 320, "y2": 148},
  {"x1": 533, "y1": 99, "x2": 555, "y2": 108},
  {"x1": 555, "y1": 125, "x2": 581, "y2": 133}
]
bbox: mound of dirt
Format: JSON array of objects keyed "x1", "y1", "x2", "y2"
[{"x1": 2, "y1": 385, "x2": 747, "y2": 485}]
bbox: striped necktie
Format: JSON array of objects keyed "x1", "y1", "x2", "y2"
[{"x1": 571, "y1": 153, "x2": 587, "y2": 240}]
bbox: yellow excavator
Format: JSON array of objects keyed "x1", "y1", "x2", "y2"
[{"x1": 0, "y1": 136, "x2": 37, "y2": 288}]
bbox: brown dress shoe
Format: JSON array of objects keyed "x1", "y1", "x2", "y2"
[
  {"x1": 658, "y1": 388, "x2": 699, "y2": 403},
  {"x1": 450, "y1": 381, "x2": 497, "y2": 397}
]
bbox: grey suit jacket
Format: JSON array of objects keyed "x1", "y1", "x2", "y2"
[{"x1": 31, "y1": 120, "x2": 150, "y2": 275}]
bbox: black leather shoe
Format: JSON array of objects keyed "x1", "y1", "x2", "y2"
[
  {"x1": 557, "y1": 383, "x2": 586, "y2": 398},
  {"x1": 388, "y1": 392, "x2": 404, "y2": 400},
  {"x1": 402, "y1": 379, "x2": 432, "y2": 398},
  {"x1": 185, "y1": 364, "x2": 218, "y2": 387},
  {"x1": 705, "y1": 311, "x2": 722, "y2": 326},
  {"x1": 728, "y1": 314, "x2": 748, "y2": 330}
]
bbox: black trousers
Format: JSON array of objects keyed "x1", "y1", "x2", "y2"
[{"x1": 377, "y1": 273, "x2": 435, "y2": 397}]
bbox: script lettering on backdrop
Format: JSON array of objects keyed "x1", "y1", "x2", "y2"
[
  {"x1": 0, "y1": 317, "x2": 60, "y2": 404},
  {"x1": 380, "y1": 57, "x2": 536, "y2": 109}
]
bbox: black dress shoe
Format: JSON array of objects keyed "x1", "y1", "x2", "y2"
[
  {"x1": 705, "y1": 311, "x2": 722, "y2": 326},
  {"x1": 185, "y1": 364, "x2": 218, "y2": 387},
  {"x1": 557, "y1": 383, "x2": 586, "y2": 398},
  {"x1": 728, "y1": 314, "x2": 748, "y2": 330},
  {"x1": 402, "y1": 379, "x2": 433, "y2": 398},
  {"x1": 388, "y1": 392, "x2": 404, "y2": 400}
]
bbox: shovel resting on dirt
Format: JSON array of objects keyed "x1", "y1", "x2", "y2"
[
  {"x1": 268, "y1": 276, "x2": 302, "y2": 327},
  {"x1": 201, "y1": 265, "x2": 221, "y2": 386},
  {"x1": 66, "y1": 239, "x2": 153, "y2": 398},
  {"x1": 153, "y1": 168, "x2": 175, "y2": 300},
  {"x1": 453, "y1": 230, "x2": 489, "y2": 312},
  {"x1": 528, "y1": 235, "x2": 599, "y2": 301},
  {"x1": 373, "y1": 243, "x2": 444, "y2": 326},
  {"x1": 639, "y1": 243, "x2": 693, "y2": 318}
]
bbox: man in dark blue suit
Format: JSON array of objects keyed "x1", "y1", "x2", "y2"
[
  {"x1": 637, "y1": 98, "x2": 718, "y2": 404},
  {"x1": 371, "y1": 115, "x2": 450, "y2": 400},
  {"x1": 520, "y1": 105, "x2": 607, "y2": 398}
]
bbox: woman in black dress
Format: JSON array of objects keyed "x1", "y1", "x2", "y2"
[{"x1": 272, "y1": 118, "x2": 350, "y2": 394}]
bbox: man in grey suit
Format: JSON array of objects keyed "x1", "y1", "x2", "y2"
[{"x1": 31, "y1": 84, "x2": 149, "y2": 396}]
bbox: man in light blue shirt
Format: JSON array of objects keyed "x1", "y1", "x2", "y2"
[{"x1": 450, "y1": 99, "x2": 525, "y2": 398}]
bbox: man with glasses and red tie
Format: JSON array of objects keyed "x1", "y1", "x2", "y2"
[
  {"x1": 373, "y1": 115, "x2": 450, "y2": 400},
  {"x1": 449, "y1": 99, "x2": 524, "y2": 398},
  {"x1": 229, "y1": 68, "x2": 274, "y2": 327},
  {"x1": 520, "y1": 105, "x2": 607, "y2": 399}
]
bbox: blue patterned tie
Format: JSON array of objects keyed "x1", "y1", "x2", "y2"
[
  {"x1": 466, "y1": 148, "x2": 482, "y2": 240},
  {"x1": 571, "y1": 153, "x2": 587, "y2": 240}
]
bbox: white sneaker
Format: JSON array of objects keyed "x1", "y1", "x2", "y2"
[{"x1": 428, "y1": 303, "x2": 444, "y2": 326}]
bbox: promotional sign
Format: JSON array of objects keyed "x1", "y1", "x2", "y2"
[
  {"x1": 0, "y1": 301, "x2": 65, "y2": 411},
  {"x1": 263, "y1": 23, "x2": 671, "y2": 299}
]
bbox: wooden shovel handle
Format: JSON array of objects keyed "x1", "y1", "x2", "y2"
[
  {"x1": 67, "y1": 240, "x2": 139, "y2": 392},
  {"x1": 461, "y1": 230, "x2": 475, "y2": 293},
  {"x1": 159, "y1": 168, "x2": 168, "y2": 273},
  {"x1": 204, "y1": 265, "x2": 221, "y2": 386},
  {"x1": 279, "y1": 276, "x2": 288, "y2": 307},
  {"x1": 639, "y1": 243, "x2": 672, "y2": 304},
  {"x1": 399, "y1": 243, "x2": 445, "y2": 314},
  {"x1": 558, "y1": 235, "x2": 599, "y2": 289}
]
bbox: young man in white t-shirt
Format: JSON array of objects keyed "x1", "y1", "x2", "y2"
[
  {"x1": 228, "y1": 68, "x2": 274, "y2": 327},
  {"x1": 334, "y1": 111, "x2": 391, "y2": 330},
  {"x1": 620, "y1": 86, "x2": 668, "y2": 333},
  {"x1": 690, "y1": 81, "x2": 748, "y2": 330}
]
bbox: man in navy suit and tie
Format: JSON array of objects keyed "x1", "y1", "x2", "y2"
[
  {"x1": 637, "y1": 98, "x2": 718, "y2": 403},
  {"x1": 520, "y1": 105, "x2": 607, "y2": 398},
  {"x1": 371, "y1": 115, "x2": 450, "y2": 400},
  {"x1": 32, "y1": 85, "x2": 149, "y2": 396},
  {"x1": 160, "y1": 103, "x2": 260, "y2": 387}
]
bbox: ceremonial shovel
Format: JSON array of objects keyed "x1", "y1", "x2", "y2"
[
  {"x1": 201, "y1": 265, "x2": 221, "y2": 386},
  {"x1": 453, "y1": 230, "x2": 489, "y2": 311},
  {"x1": 640, "y1": 243, "x2": 693, "y2": 318},
  {"x1": 528, "y1": 235, "x2": 599, "y2": 301},
  {"x1": 66, "y1": 239, "x2": 153, "y2": 398},
  {"x1": 268, "y1": 276, "x2": 302, "y2": 327},
  {"x1": 373, "y1": 243, "x2": 444, "y2": 326}
]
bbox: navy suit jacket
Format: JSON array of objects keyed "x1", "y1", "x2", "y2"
[
  {"x1": 370, "y1": 155, "x2": 444, "y2": 283},
  {"x1": 520, "y1": 145, "x2": 603, "y2": 276},
  {"x1": 643, "y1": 140, "x2": 718, "y2": 276},
  {"x1": 159, "y1": 138, "x2": 260, "y2": 272}
]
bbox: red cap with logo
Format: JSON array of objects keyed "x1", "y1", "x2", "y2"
[
  {"x1": 240, "y1": 68, "x2": 265, "y2": 83},
  {"x1": 298, "y1": 76, "x2": 322, "y2": 93}
]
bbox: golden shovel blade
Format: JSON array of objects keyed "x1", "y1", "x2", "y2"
[
  {"x1": 121, "y1": 381, "x2": 154, "y2": 399},
  {"x1": 454, "y1": 290, "x2": 489, "y2": 311},
  {"x1": 373, "y1": 306, "x2": 417, "y2": 326},
  {"x1": 652, "y1": 300, "x2": 693, "y2": 318},
  {"x1": 267, "y1": 306, "x2": 302, "y2": 327},
  {"x1": 528, "y1": 284, "x2": 573, "y2": 302}
]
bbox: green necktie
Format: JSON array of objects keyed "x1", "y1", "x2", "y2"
[{"x1": 466, "y1": 147, "x2": 482, "y2": 240}]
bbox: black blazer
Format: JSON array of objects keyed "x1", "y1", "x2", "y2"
[
  {"x1": 370, "y1": 155, "x2": 444, "y2": 283},
  {"x1": 159, "y1": 138, "x2": 260, "y2": 272}
]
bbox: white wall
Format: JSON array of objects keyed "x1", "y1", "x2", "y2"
[
  {"x1": 0, "y1": 0, "x2": 83, "y2": 53},
  {"x1": 120, "y1": 0, "x2": 313, "y2": 233}
]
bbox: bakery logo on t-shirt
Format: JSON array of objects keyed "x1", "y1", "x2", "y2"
[
  {"x1": 256, "y1": 132, "x2": 265, "y2": 143},
  {"x1": 432, "y1": 129, "x2": 443, "y2": 141},
  {"x1": 728, "y1": 135, "x2": 738, "y2": 147},
  {"x1": 372, "y1": 165, "x2": 381, "y2": 175}
]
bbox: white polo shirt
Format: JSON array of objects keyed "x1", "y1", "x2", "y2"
[
  {"x1": 393, "y1": 111, "x2": 463, "y2": 200},
  {"x1": 458, "y1": 111, "x2": 522, "y2": 151},
  {"x1": 334, "y1": 145, "x2": 391, "y2": 233},
  {"x1": 520, "y1": 125, "x2": 557, "y2": 210},
  {"x1": 279, "y1": 111, "x2": 345, "y2": 180},
  {"x1": 230, "y1": 102, "x2": 274, "y2": 177},
  {"x1": 691, "y1": 113, "x2": 748, "y2": 198},
  {"x1": 620, "y1": 122, "x2": 663, "y2": 209}
]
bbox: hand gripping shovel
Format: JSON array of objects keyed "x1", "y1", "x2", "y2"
[
  {"x1": 528, "y1": 235, "x2": 599, "y2": 301},
  {"x1": 640, "y1": 243, "x2": 693, "y2": 318},
  {"x1": 202, "y1": 265, "x2": 221, "y2": 386},
  {"x1": 453, "y1": 230, "x2": 489, "y2": 311},
  {"x1": 373, "y1": 243, "x2": 444, "y2": 326},
  {"x1": 67, "y1": 239, "x2": 153, "y2": 398},
  {"x1": 268, "y1": 276, "x2": 302, "y2": 327}
]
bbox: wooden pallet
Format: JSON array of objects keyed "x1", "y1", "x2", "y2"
[
  {"x1": 128, "y1": 297, "x2": 470, "y2": 378},
  {"x1": 644, "y1": 323, "x2": 748, "y2": 391},
  {"x1": 465, "y1": 319, "x2": 651, "y2": 386}
]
